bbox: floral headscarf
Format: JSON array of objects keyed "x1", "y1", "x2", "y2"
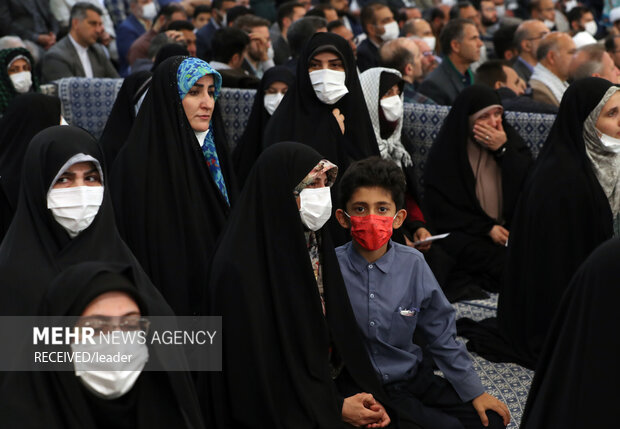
[
  {"x1": 294, "y1": 159, "x2": 338, "y2": 194},
  {"x1": 176, "y1": 57, "x2": 222, "y2": 101}
]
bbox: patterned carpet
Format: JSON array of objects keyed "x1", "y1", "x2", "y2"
[{"x1": 453, "y1": 297, "x2": 533, "y2": 428}]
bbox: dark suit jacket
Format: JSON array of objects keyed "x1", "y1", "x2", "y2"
[
  {"x1": 497, "y1": 87, "x2": 558, "y2": 114},
  {"x1": 0, "y1": 0, "x2": 58, "y2": 42},
  {"x1": 41, "y1": 36, "x2": 120, "y2": 83},
  {"x1": 417, "y1": 58, "x2": 471, "y2": 106},
  {"x1": 510, "y1": 57, "x2": 534, "y2": 82},
  {"x1": 356, "y1": 38, "x2": 379, "y2": 73},
  {"x1": 116, "y1": 14, "x2": 146, "y2": 76},
  {"x1": 196, "y1": 19, "x2": 218, "y2": 61}
]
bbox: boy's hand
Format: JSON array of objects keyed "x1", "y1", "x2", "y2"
[
  {"x1": 472, "y1": 392, "x2": 510, "y2": 427},
  {"x1": 342, "y1": 393, "x2": 390, "y2": 427}
]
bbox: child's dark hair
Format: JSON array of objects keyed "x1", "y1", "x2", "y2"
[{"x1": 339, "y1": 157, "x2": 407, "y2": 210}]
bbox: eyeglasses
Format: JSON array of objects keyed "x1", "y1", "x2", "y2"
[
  {"x1": 422, "y1": 51, "x2": 434, "y2": 57},
  {"x1": 76, "y1": 315, "x2": 151, "y2": 336}
]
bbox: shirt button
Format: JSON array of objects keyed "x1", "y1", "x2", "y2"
[
  {"x1": 368, "y1": 264, "x2": 374, "y2": 269},
  {"x1": 370, "y1": 293, "x2": 375, "y2": 299},
  {"x1": 383, "y1": 374, "x2": 389, "y2": 380},
  {"x1": 369, "y1": 321, "x2": 376, "y2": 327}
]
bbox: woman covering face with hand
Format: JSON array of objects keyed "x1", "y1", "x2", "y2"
[
  {"x1": 423, "y1": 85, "x2": 533, "y2": 296},
  {"x1": 111, "y1": 56, "x2": 237, "y2": 316},
  {"x1": 460, "y1": 78, "x2": 618, "y2": 370}
]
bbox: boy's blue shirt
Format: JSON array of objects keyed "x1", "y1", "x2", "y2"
[{"x1": 335, "y1": 239, "x2": 484, "y2": 402}]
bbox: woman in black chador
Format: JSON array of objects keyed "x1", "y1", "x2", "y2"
[
  {"x1": 458, "y1": 78, "x2": 617, "y2": 370},
  {"x1": 111, "y1": 57, "x2": 237, "y2": 315},
  {"x1": 423, "y1": 85, "x2": 532, "y2": 294},
  {"x1": 206, "y1": 143, "x2": 409, "y2": 429}
]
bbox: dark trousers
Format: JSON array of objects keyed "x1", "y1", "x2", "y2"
[{"x1": 384, "y1": 359, "x2": 505, "y2": 429}]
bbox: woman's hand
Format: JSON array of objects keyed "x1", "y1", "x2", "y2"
[
  {"x1": 473, "y1": 122, "x2": 507, "y2": 151},
  {"x1": 488, "y1": 225, "x2": 509, "y2": 246},
  {"x1": 332, "y1": 108, "x2": 345, "y2": 135}
]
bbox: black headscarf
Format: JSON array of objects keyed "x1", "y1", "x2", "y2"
[
  {"x1": 110, "y1": 56, "x2": 237, "y2": 316},
  {"x1": 0, "y1": 48, "x2": 40, "y2": 114},
  {"x1": 0, "y1": 125, "x2": 171, "y2": 317},
  {"x1": 423, "y1": 85, "x2": 532, "y2": 253},
  {"x1": 205, "y1": 142, "x2": 393, "y2": 429},
  {"x1": 232, "y1": 65, "x2": 294, "y2": 187},
  {"x1": 99, "y1": 45, "x2": 190, "y2": 168},
  {"x1": 0, "y1": 93, "x2": 61, "y2": 241},
  {"x1": 263, "y1": 32, "x2": 380, "y2": 171},
  {"x1": 98, "y1": 70, "x2": 152, "y2": 168},
  {"x1": 520, "y1": 238, "x2": 620, "y2": 428},
  {"x1": 457, "y1": 78, "x2": 615, "y2": 369},
  {"x1": 0, "y1": 262, "x2": 205, "y2": 429}
]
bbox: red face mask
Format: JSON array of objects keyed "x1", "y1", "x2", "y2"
[{"x1": 346, "y1": 213, "x2": 395, "y2": 251}]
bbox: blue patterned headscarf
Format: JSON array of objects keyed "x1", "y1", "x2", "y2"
[{"x1": 176, "y1": 57, "x2": 222, "y2": 100}]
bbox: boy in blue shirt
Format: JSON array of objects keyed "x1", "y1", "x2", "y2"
[{"x1": 334, "y1": 157, "x2": 510, "y2": 429}]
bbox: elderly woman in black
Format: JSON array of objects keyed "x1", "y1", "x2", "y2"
[{"x1": 423, "y1": 85, "x2": 532, "y2": 295}]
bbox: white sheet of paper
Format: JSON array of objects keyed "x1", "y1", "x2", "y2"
[{"x1": 413, "y1": 233, "x2": 450, "y2": 246}]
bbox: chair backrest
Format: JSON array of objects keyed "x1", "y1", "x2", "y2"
[
  {"x1": 55, "y1": 77, "x2": 124, "y2": 139},
  {"x1": 54, "y1": 81, "x2": 556, "y2": 190}
]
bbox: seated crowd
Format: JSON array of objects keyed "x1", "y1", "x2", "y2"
[{"x1": 0, "y1": 0, "x2": 618, "y2": 427}]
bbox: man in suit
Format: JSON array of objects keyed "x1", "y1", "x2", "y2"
[
  {"x1": 528, "y1": 32, "x2": 575, "y2": 107},
  {"x1": 475, "y1": 59, "x2": 558, "y2": 113},
  {"x1": 209, "y1": 27, "x2": 260, "y2": 88},
  {"x1": 357, "y1": 2, "x2": 399, "y2": 72},
  {"x1": 195, "y1": 0, "x2": 238, "y2": 61},
  {"x1": 418, "y1": 18, "x2": 482, "y2": 106},
  {"x1": 0, "y1": 0, "x2": 59, "y2": 51},
  {"x1": 41, "y1": 3, "x2": 119, "y2": 83},
  {"x1": 511, "y1": 20, "x2": 550, "y2": 82}
]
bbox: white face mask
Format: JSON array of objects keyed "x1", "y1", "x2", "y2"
[
  {"x1": 309, "y1": 69, "x2": 348, "y2": 105},
  {"x1": 584, "y1": 20, "x2": 597, "y2": 36},
  {"x1": 141, "y1": 2, "x2": 157, "y2": 20},
  {"x1": 543, "y1": 19, "x2": 555, "y2": 29},
  {"x1": 496, "y1": 4, "x2": 506, "y2": 17},
  {"x1": 72, "y1": 339, "x2": 149, "y2": 399},
  {"x1": 10, "y1": 71, "x2": 32, "y2": 94},
  {"x1": 299, "y1": 187, "x2": 332, "y2": 231},
  {"x1": 380, "y1": 21, "x2": 399, "y2": 42},
  {"x1": 597, "y1": 129, "x2": 620, "y2": 153},
  {"x1": 263, "y1": 92, "x2": 284, "y2": 115},
  {"x1": 47, "y1": 186, "x2": 104, "y2": 238},
  {"x1": 380, "y1": 95, "x2": 403, "y2": 122},
  {"x1": 422, "y1": 36, "x2": 436, "y2": 52}
]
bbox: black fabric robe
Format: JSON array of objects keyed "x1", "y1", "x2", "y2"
[
  {"x1": 99, "y1": 44, "x2": 189, "y2": 168},
  {"x1": 98, "y1": 70, "x2": 152, "y2": 168},
  {"x1": 0, "y1": 125, "x2": 170, "y2": 317},
  {"x1": 110, "y1": 55, "x2": 237, "y2": 316},
  {"x1": 232, "y1": 65, "x2": 294, "y2": 187},
  {"x1": 263, "y1": 33, "x2": 380, "y2": 245},
  {"x1": 0, "y1": 262, "x2": 204, "y2": 429},
  {"x1": 205, "y1": 142, "x2": 410, "y2": 429},
  {"x1": 423, "y1": 85, "x2": 532, "y2": 293},
  {"x1": 263, "y1": 33, "x2": 379, "y2": 170},
  {"x1": 0, "y1": 93, "x2": 61, "y2": 242},
  {"x1": 520, "y1": 237, "x2": 620, "y2": 428},
  {"x1": 458, "y1": 78, "x2": 615, "y2": 369}
]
